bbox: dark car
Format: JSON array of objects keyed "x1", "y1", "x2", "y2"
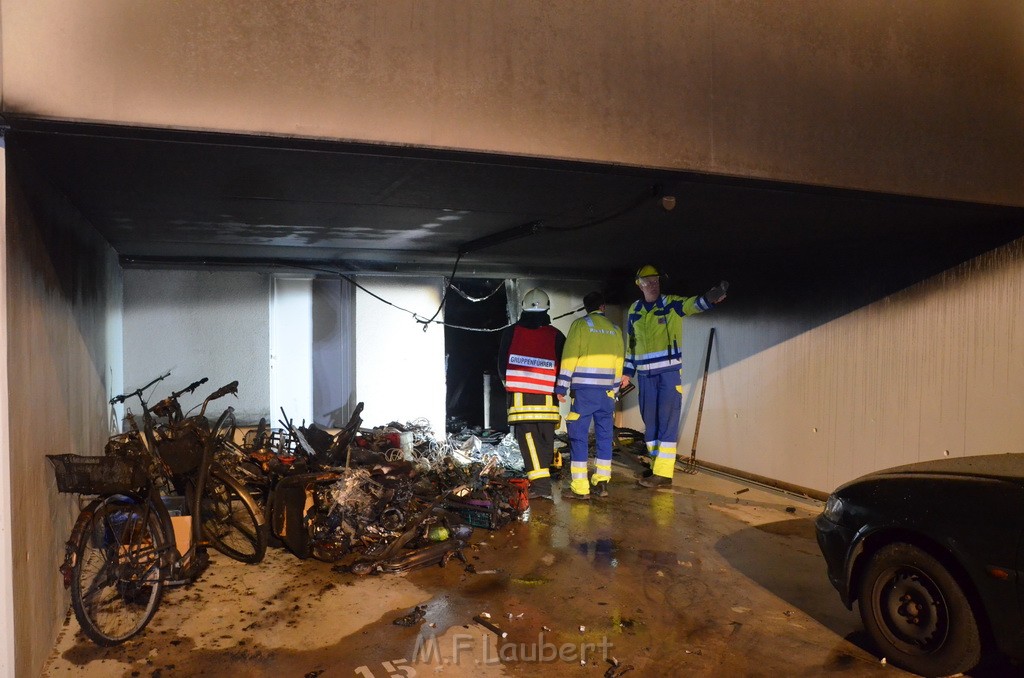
[{"x1": 816, "y1": 453, "x2": 1024, "y2": 677}]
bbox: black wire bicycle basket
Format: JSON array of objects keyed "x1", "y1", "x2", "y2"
[
  {"x1": 47, "y1": 454, "x2": 148, "y2": 494},
  {"x1": 155, "y1": 430, "x2": 204, "y2": 475}
]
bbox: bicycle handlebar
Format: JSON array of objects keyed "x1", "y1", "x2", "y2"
[
  {"x1": 110, "y1": 371, "x2": 171, "y2": 405},
  {"x1": 206, "y1": 381, "x2": 239, "y2": 402},
  {"x1": 196, "y1": 381, "x2": 238, "y2": 418},
  {"x1": 171, "y1": 377, "x2": 208, "y2": 400}
]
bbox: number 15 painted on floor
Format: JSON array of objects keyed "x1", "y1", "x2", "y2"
[{"x1": 354, "y1": 659, "x2": 416, "y2": 677}]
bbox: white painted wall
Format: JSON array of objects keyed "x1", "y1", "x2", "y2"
[
  {"x1": 5, "y1": 154, "x2": 123, "y2": 678},
  {"x1": 123, "y1": 269, "x2": 271, "y2": 424},
  {"x1": 123, "y1": 272, "x2": 445, "y2": 434},
  {"x1": 354, "y1": 278, "x2": 446, "y2": 433},
  {"x1": 663, "y1": 237, "x2": 1024, "y2": 494}
]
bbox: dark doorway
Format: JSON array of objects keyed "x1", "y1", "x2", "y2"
[{"x1": 444, "y1": 279, "x2": 509, "y2": 432}]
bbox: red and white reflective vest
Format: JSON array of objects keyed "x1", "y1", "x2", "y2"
[{"x1": 504, "y1": 325, "x2": 560, "y2": 394}]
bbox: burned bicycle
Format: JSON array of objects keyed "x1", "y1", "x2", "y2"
[{"x1": 268, "y1": 463, "x2": 472, "y2": 572}]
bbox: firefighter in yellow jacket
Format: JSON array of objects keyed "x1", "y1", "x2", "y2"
[
  {"x1": 623, "y1": 265, "x2": 728, "y2": 488},
  {"x1": 555, "y1": 291, "x2": 624, "y2": 500},
  {"x1": 498, "y1": 288, "x2": 566, "y2": 500}
]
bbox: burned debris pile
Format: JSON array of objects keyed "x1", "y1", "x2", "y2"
[
  {"x1": 55, "y1": 374, "x2": 547, "y2": 648},
  {"x1": 216, "y1": 403, "x2": 532, "y2": 575}
]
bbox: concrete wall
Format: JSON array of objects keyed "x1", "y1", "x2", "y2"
[
  {"x1": 123, "y1": 269, "x2": 271, "y2": 424},
  {"x1": 4, "y1": 152, "x2": 123, "y2": 678},
  {"x1": 2, "y1": 1, "x2": 1020, "y2": 207},
  {"x1": 354, "y1": 278, "x2": 446, "y2": 433},
  {"x1": 0, "y1": 140, "x2": 14, "y2": 678},
  {"x1": 655, "y1": 235, "x2": 1024, "y2": 494}
]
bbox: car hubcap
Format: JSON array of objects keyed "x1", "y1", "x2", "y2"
[{"x1": 876, "y1": 566, "x2": 948, "y2": 653}]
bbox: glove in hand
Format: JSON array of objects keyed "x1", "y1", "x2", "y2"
[{"x1": 705, "y1": 280, "x2": 729, "y2": 304}]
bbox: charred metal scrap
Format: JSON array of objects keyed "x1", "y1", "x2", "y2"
[
  {"x1": 218, "y1": 403, "x2": 530, "y2": 576},
  {"x1": 435, "y1": 455, "x2": 530, "y2": 531}
]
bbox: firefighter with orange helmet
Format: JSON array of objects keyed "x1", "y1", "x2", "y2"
[{"x1": 498, "y1": 288, "x2": 566, "y2": 500}]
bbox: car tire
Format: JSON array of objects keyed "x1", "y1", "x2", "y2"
[{"x1": 857, "y1": 542, "x2": 982, "y2": 677}]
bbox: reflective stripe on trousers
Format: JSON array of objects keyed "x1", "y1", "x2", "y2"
[
  {"x1": 566, "y1": 387, "x2": 615, "y2": 495},
  {"x1": 512, "y1": 420, "x2": 554, "y2": 482},
  {"x1": 639, "y1": 371, "x2": 682, "y2": 479}
]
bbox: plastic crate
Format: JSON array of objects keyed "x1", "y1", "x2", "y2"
[
  {"x1": 444, "y1": 498, "x2": 511, "y2": 530},
  {"x1": 243, "y1": 428, "x2": 297, "y2": 456},
  {"x1": 47, "y1": 454, "x2": 148, "y2": 494}
]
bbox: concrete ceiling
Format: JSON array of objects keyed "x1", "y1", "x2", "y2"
[{"x1": 8, "y1": 117, "x2": 1024, "y2": 296}]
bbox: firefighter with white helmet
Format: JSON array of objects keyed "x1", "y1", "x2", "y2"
[
  {"x1": 498, "y1": 288, "x2": 566, "y2": 500},
  {"x1": 521, "y1": 288, "x2": 549, "y2": 312},
  {"x1": 624, "y1": 265, "x2": 729, "y2": 488}
]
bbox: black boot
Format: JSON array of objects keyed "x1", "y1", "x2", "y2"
[
  {"x1": 638, "y1": 474, "x2": 672, "y2": 489},
  {"x1": 529, "y1": 478, "x2": 553, "y2": 500}
]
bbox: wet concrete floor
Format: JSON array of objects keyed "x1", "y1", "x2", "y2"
[{"x1": 44, "y1": 462, "x2": 915, "y2": 677}]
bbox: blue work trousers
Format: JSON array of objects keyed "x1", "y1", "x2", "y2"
[
  {"x1": 566, "y1": 388, "x2": 615, "y2": 467},
  {"x1": 638, "y1": 370, "x2": 682, "y2": 450}
]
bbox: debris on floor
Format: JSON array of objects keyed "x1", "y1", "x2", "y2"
[
  {"x1": 217, "y1": 404, "x2": 533, "y2": 576},
  {"x1": 392, "y1": 605, "x2": 427, "y2": 627},
  {"x1": 44, "y1": 446, "x2": 892, "y2": 678},
  {"x1": 604, "y1": 657, "x2": 636, "y2": 678},
  {"x1": 473, "y1": 615, "x2": 508, "y2": 638}
]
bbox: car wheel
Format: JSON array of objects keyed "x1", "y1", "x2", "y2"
[{"x1": 857, "y1": 542, "x2": 982, "y2": 677}]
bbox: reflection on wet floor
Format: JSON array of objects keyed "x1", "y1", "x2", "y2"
[
  {"x1": 575, "y1": 538, "x2": 619, "y2": 569},
  {"x1": 43, "y1": 464, "x2": 921, "y2": 677}
]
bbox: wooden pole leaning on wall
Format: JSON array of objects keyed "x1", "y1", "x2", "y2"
[{"x1": 679, "y1": 327, "x2": 715, "y2": 475}]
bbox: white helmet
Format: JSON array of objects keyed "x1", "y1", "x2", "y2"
[{"x1": 522, "y1": 288, "x2": 550, "y2": 312}]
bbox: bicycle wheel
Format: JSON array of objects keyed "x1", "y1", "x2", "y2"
[
  {"x1": 212, "y1": 407, "x2": 236, "y2": 447},
  {"x1": 197, "y1": 469, "x2": 267, "y2": 564},
  {"x1": 70, "y1": 497, "x2": 165, "y2": 646}
]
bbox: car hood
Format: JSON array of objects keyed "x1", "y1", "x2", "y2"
[{"x1": 864, "y1": 453, "x2": 1024, "y2": 482}]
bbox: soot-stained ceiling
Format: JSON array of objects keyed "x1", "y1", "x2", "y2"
[{"x1": 7, "y1": 117, "x2": 1023, "y2": 301}]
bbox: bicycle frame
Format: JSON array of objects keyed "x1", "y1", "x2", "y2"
[
  {"x1": 100, "y1": 378, "x2": 252, "y2": 575},
  {"x1": 59, "y1": 439, "x2": 214, "y2": 589},
  {"x1": 55, "y1": 376, "x2": 263, "y2": 645}
]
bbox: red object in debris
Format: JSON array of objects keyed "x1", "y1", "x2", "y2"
[{"x1": 508, "y1": 478, "x2": 530, "y2": 512}]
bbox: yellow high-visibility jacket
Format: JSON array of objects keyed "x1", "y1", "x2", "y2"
[
  {"x1": 624, "y1": 294, "x2": 710, "y2": 378},
  {"x1": 555, "y1": 311, "x2": 624, "y2": 395}
]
